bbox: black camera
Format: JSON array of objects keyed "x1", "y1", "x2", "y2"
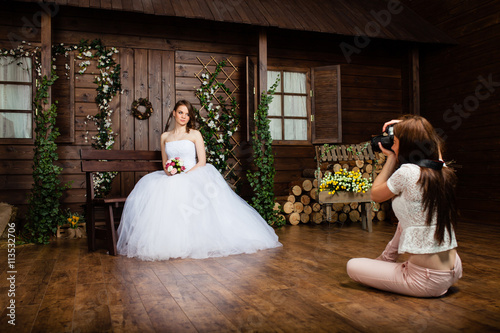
[{"x1": 371, "y1": 125, "x2": 394, "y2": 152}]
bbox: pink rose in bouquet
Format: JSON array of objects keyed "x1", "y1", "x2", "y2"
[{"x1": 165, "y1": 157, "x2": 186, "y2": 175}]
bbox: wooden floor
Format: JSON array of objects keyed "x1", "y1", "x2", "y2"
[{"x1": 1, "y1": 220, "x2": 499, "y2": 332}]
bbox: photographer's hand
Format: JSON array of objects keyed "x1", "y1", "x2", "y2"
[
  {"x1": 382, "y1": 119, "x2": 402, "y2": 132},
  {"x1": 371, "y1": 143, "x2": 397, "y2": 202}
]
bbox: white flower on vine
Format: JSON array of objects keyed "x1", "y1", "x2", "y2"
[
  {"x1": 228, "y1": 131, "x2": 233, "y2": 136},
  {"x1": 202, "y1": 80, "x2": 208, "y2": 86},
  {"x1": 83, "y1": 50, "x2": 92, "y2": 57},
  {"x1": 214, "y1": 113, "x2": 219, "y2": 120}
]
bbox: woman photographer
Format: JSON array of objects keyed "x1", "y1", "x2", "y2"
[{"x1": 346, "y1": 115, "x2": 462, "y2": 297}]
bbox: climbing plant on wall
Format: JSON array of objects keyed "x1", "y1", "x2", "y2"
[
  {"x1": 194, "y1": 57, "x2": 240, "y2": 184},
  {"x1": 53, "y1": 39, "x2": 122, "y2": 197},
  {"x1": 247, "y1": 77, "x2": 285, "y2": 227}
]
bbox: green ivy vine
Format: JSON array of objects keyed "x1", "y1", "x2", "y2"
[
  {"x1": 25, "y1": 69, "x2": 70, "y2": 244},
  {"x1": 194, "y1": 60, "x2": 239, "y2": 181},
  {"x1": 54, "y1": 39, "x2": 122, "y2": 197},
  {"x1": 247, "y1": 77, "x2": 285, "y2": 227}
]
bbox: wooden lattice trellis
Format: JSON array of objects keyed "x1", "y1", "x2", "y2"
[{"x1": 194, "y1": 56, "x2": 242, "y2": 185}]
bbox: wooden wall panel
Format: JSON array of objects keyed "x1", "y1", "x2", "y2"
[
  {"x1": 0, "y1": 3, "x2": 412, "y2": 219},
  {"x1": 401, "y1": 0, "x2": 500, "y2": 225},
  {"x1": 340, "y1": 64, "x2": 403, "y2": 144}
]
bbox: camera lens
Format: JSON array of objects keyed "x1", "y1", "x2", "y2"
[{"x1": 371, "y1": 125, "x2": 394, "y2": 152}]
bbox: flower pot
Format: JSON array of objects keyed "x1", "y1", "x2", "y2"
[{"x1": 66, "y1": 228, "x2": 76, "y2": 239}]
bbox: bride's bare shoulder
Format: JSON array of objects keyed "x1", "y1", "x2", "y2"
[{"x1": 161, "y1": 131, "x2": 172, "y2": 141}]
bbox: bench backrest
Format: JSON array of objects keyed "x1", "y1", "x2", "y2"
[
  {"x1": 81, "y1": 149, "x2": 163, "y2": 200},
  {"x1": 81, "y1": 150, "x2": 163, "y2": 172}
]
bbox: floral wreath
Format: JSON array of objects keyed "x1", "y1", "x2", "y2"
[{"x1": 131, "y1": 98, "x2": 153, "y2": 120}]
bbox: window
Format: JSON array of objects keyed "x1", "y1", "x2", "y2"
[
  {"x1": 0, "y1": 56, "x2": 33, "y2": 139},
  {"x1": 267, "y1": 70, "x2": 310, "y2": 143}
]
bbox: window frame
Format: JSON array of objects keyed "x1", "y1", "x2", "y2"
[
  {"x1": 267, "y1": 66, "x2": 312, "y2": 146},
  {"x1": 0, "y1": 55, "x2": 35, "y2": 144}
]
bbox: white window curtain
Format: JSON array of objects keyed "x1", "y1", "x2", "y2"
[
  {"x1": 283, "y1": 72, "x2": 306, "y2": 94},
  {"x1": 267, "y1": 70, "x2": 308, "y2": 142},
  {"x1": 0, "y1": 56, "x2": 32, "y2": 139},
  {"x1": 284, "y1": 119, "x2": 307, "y2": 140}
]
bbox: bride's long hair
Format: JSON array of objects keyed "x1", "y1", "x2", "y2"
[
  {"x1": 394, "y1": 115, "x2": 458, "y2": 244},
  {"x1": 164, "y1": 100, "x2": 197, "y2": 133}
]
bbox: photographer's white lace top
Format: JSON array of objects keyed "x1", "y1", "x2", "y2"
[{"x1": 387, "y1": 164, "x2": 457, "y2": 254}]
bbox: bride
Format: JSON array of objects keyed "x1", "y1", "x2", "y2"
[{"x1": 117, "y1": 100, "x2": 282, "y2": 260}]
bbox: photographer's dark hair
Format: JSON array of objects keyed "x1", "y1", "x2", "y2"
[
  {"x1": 164, "y1": 100, "x2": 197, "y2": 133},
  {"x1": 394, "y1": 115, "x2": 458, "y2": 244}
]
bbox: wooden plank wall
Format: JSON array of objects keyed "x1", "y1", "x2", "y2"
[
  {"x1": 0, "y1": 3, "x2": 408, "y2": 218},
  {"x1": 401, "y1": 0, "x2": 500, "y2": 225}
]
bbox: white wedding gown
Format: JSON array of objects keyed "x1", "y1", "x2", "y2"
[{"x1": 117, "y1": 140, "x2": 282, "y2": 260}]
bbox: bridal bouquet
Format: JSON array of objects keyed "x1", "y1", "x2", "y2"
[{"x1": 165, "y1": 157, "x2": 186, "y2": 175}]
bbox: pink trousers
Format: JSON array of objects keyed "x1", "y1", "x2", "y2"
[{"x1": 346, "y1": 224, "x2": 462, "y2": 297}]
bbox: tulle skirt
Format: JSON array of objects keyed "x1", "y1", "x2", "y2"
[{"x1": 116, "y1": 164, "x2": 282, "y2": 261}]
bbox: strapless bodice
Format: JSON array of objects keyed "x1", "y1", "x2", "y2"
[{"x1": 165, "y1": 140, "x2": 197, "y2": 171}]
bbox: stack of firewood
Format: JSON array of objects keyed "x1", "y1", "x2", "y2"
[
  {"x1": 274, "y1": 169, "x2": 324, "y2": 225},
  {"x1": 274, "y1": 147, "x2": 392, "y2": 225}
]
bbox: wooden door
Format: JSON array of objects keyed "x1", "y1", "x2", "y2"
[{"x1": 119, "y1": 48, "x2": 175, "y2": 194}]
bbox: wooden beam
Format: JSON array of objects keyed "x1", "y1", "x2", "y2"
[
  {"x1": 41, "y1": 10, "x2": 52, "y2": 105},
  {"x1": 409, "y1": 46, "x2": 420, "y2": 115},
  {"x1": 257, "y1": 28, "x2": 267, "y2": 99}
]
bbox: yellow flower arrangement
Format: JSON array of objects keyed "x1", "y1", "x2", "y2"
[
  {"x1": 319, "y1": 169, "x2": 372, "y2": 195},
  {"x1": 66, "y1": 212, "x2": 84, "y2": 229}
]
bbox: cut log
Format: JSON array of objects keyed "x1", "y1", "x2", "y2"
[
  {"x1": 287, "y1": 195, "x2": 296, "y2": 203},
  {"x1": 300, "y1": 195, "x2": 311, "y2": 206},
  {"x1": 333, "y1": 203, "x2": 344, "y2": 212},
  {"x1": 349, "y1": 202, "x2": 359, "y2": 210},
  {"x1": 283, "y1": 201, "x2": 294, "y2": 214},
  {"x1": 303, "y1": 205, "x2": 312, "y2": 215},
  {"x1": 372, "y1": 202, "x2": 381, "y2": 211},
  {"x1": 352, "y1": 166, "x2": 360, "y2": 173},
  {"x1": 291, "y1": 185, "x2": 302, "y2": 196},
  {"x1": 312, "y1": 178, "x2": 318, "y2": 188},
  {"x1": 355, "y1": 159, "x2": 364, "y2": 168},
  {"x1": 300, "y1": 213, "x2": 310, "y2": 223},
  {"x1": 277, "y1": 214, "x2": 286, "y2": 225},
  {"x1": 293, "y1": 202, "x2": 304, "y2": 213},
  {"x1": 349, "y1": 210, "x2": 361, "y2": 222},
  {"x1": 339, "y1": 212, "x2": 348, "y2": 223},
  {"x1": 342, "y1": 205, "x2": 351, "y2": 213},
  {"x1": 365, "y1": 164, "x2": 373, "y2": 173},
  {"x1": 273, "y1": 202, "x2": 281, "y2": 211},
  {"x1": 309, "y1": 189, "x2": 317, "y2": 201},
  {"x1": 288, "y1": 212, "x2": 300, "y2": 225},
  {"x1": 377, "y1": 210, "x2": 386, "y2": 221},
  {"x1": 289, "y1": 178, "x2": 313, "y2": 192},
  {"x1": 311, "y1": 212, "x2": 323, "y2": 224},
  {"x1": 302, "y1": 179, "x2": 313, "y2": 192},
  {"x1": 362, "y1": 172, "x2": 370, "y2": 180},
  {"x1": 333, "y1": 163, "x2": 341, "y2": 172},
  {"x1": 312, "y1": 202, "x2": 321, "y2": 212},
  {"x1": 342, "y1": 163, "x2": 349, "y2": 171},
  {"x1": 328, "y1": 212, "x2": 338, "y2": 223}
]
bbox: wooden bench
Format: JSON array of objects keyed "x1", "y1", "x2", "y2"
[{"x1": 80, "y1": 149, "x2": 162, "y2": 255}]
